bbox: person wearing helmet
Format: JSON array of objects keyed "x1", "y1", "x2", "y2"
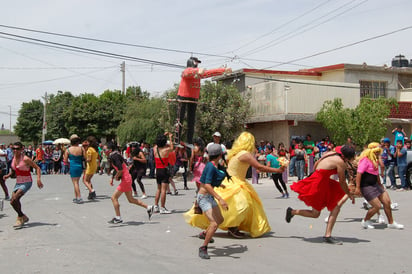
[{"x1": 177, "y1": 57, "x2": 231, "y2": 145}]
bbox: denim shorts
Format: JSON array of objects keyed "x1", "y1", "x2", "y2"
[
  {"x1": 13, "y1": 182, "x2": 33, "y2": 194},
  {"x1": 197, "y1": 193, "x2": 218, "y2": 212}
]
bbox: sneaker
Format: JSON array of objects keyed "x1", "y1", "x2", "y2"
[
  {"x1": 281, "y1": 193, "x2": 286, "y2": 198},
  {"x1": 107, "y1": 217, "x2": 123, "y2": 224},
  {"x1": 199, "y1": 231, "x2": 214, "y2": 243},
  {"x1": 22, "y1": 215, "x2": 29, "y2": 223},
  {"x1": 387, "y1": 221, "x2": 404, "y2": 229},
  {"x1": 153, "y1": 205, "x2": 160, "y2": 213},
  {"x1": 13, "y1": 217, "x2": 24, "y2": 228},
  {"x1": 141, "y1": 194, "x2": 147, "y2": 199},
  {"x1": 160, "y1": 207, "x2": 172, "y2": 214},
  {"x1": 174, "y1": 190, "x2": 179, "y2": 195},
  {"x1": 324, "y1": 216, "x2": 329, "y2": 223},
  {"x1": 323, "y1": 236, "x2": 343, "y2": 245},
  {"x1": 362, "y1": 201, "x2": 369, "y2": 210},
  {"x1": 147, "y1": 205, "x2": 154, "y2": 220},
  {"x1": 4, "y1": 195, "x2": 10, "y2": 201},
  {"x1": 391, "y1": 203, "x2": 399, "y2": 209},
  {"x1": 133, "y1": 192, "x2": 138, "y2": 197},
  {"x1": 285, "y1": 207, "x2": 294, "y2": 223},
  {"x1": 361, "y1": 219, "x2": 374, "y2": 229},
  {"x1": 184, "y1": 186, "x2": 189, "y2": 190},
  {"x1": 199, "y1": 246, "x2": 210, "y2": 259},
  {"x1": 378, "y1": 214, "x2": 386, "y2": 224},
  {"x1": 228, "y1": 227, "x2": 245, "y2": 239},
  {"x1": 92, "y1": 191, "x2": 97, "y2": 199},
  {"x1": 285, "y1": 193, "x2": 289, "y2": 198},
  {"x1": 77, "y1": 198, "x2": 84, "y2": 204}
]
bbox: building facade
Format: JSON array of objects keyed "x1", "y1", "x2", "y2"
[{"x1": 215, "y1": 58, "x2": 412, "y2": 146}]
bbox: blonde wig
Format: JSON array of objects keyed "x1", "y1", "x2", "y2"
[
  {"x1": 227, "y1": 132, "x2": 256, "y2": 161},
  {"x1": 359, "y1": 142, "x2": 382, "y2": 169}
]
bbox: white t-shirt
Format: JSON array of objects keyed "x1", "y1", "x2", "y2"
[
  {"x1": 206, "y1": 142, "x2": 227, "y2": 155},
  {"x1": 0, "y1": 149, "x2": 6, "y2": 162}
]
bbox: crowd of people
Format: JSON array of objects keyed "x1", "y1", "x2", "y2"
[{"x1": 0, "y1": 128, "x2": 407, "y2": 260}]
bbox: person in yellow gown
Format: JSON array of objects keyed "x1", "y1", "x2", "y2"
[{"x1": 184, "y1": 132, "x2": 285, "y2": 238}]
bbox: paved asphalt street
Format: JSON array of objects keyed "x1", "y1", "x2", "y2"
[{"x1": 0, "y1": 173, "x2": 410, "y2": 274}]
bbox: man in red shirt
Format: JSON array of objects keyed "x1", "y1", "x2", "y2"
[{"x1": 177, "y1": 57, "x2": 231, "y2": 145}]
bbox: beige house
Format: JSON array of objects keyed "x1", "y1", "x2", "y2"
[{"x1": 215, "y1": 60, "x2": 412, "y2": 145}]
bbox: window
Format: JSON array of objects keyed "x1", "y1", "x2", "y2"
[{"x1": 359, "y1": 80, "x2": 387, "y2": 98}]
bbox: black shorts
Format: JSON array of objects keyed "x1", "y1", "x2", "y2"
[{"x1": 156, "y1": 168, "x2": 170, "y2": 185}]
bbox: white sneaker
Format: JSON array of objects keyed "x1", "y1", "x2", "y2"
[
  {"x1": 361, "y1": 219, "x2": 375, "y2": 229},
  {"x1": 324, "y1": 216, "x2": 329, "y2": 223},
  {"x1": 378, "y1": 214, "x2": 386, "y2": 224},
  {"x1": 160, "y1": 207, "x2": 172, "y2": 214},
  {"x1": 390, "y1": 203, "x2": 399, "y2": 209},
  {"x1": 388, "y1": 221, "x2": 404, "y2": 229},
  {"x1": 141, "y1": 194, "x2": 147, "y2": 199},
  {"x1": 153, "y1": 205, "x2": 160, "y2": 213}
]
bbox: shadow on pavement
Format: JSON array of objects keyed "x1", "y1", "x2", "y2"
[
  {"x1": 23, "y1": 222, "x2": 59, "y2": 228},
  {"x1": 301, "y1": 236, "x2": 371, "y2": 244},
  {"x1": 209, "y1": 244, "x2": 248, "y2": 259},
  {"x1": 339, "y1": 217, "x2": 363, "y2": 223},
  {"x1": 107, "y1": 221, "x2": 146, "y2": 228}
]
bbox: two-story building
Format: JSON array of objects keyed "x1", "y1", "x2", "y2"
[{"x1": 215, "y1": 55, "x2": 412, "y2": 146}]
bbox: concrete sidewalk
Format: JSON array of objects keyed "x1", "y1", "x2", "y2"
[{"x1": 0, "y1": 174, "x2": 410, "y2": 274}]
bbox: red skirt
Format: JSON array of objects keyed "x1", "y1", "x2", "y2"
[{"x1": 290, "y1": 169, "x2": 345, "y2": 211}]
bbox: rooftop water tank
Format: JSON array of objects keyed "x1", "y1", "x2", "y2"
[{"x1": 392, "y1": 55, "x2": 409, "y2": 67}]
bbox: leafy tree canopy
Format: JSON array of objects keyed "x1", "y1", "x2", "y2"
[{"x1": 316, "y1": 97, "x2": 398, "y2": 148}]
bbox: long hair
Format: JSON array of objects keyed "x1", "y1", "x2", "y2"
[
  {"x1": 227, "y1": 132, "x2": 256, "y2": 161},
  {"x1": 359, "y1": 142, "x2": 382, "y2": 169}
]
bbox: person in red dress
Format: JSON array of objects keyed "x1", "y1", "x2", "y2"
[{"x1": 285, "y1": 145, "x2": 355, "y2": 245}]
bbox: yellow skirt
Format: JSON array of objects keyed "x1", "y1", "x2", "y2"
[{"x1": 183, "y1": 176, "x2": 271, "y2": 238}]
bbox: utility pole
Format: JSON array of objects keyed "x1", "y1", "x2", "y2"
[
  {"x1": 8, "y1": 105, "x2": 11, "y2": 133},
  {"x1": 42, "y1": 92, "x2": 47, "y2": 143},
  {"x1": 120, "y1": 61, "x2": 125, "y2": 94}
]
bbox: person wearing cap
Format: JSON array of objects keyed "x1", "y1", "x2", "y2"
[
  {"x1": 190, "y1": 143, "x2": 228, "y2": 259},
  {"x1": 177, "y1": 57, "x2": 231, "y2": 145},
  {"x1": 185, "y1": 132, "x2": 285, "y2": 239},
  {"x1": 64, "y1": 134, "x2": 86, "y2": 203},
  {"x1": 286, "y1": 145, "x2": 356, "y2": 245},
  {"x1": 381, "y1": 138, "x2": 396, "y2": 189},
  {"x1": 206, "y1": 132, "x2": 227, "y2": 159}
]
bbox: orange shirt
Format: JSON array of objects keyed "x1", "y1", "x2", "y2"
[
  {"x1": 36, "y1": 148, "x2": 44, "y2": 161},
  {"x1": 177, "y1": 67, "x2": 227, "y2": 99}
]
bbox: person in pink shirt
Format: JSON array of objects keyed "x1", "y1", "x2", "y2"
[{"x1": 355, "y1": 142, "x2": 404, "y2": 230}]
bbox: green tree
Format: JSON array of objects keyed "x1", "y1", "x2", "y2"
[
  {"x1": 46, "y1": 91, "x2": 75, "y2": 139},
  {"x1": 316, "y1": 97, "x2": 397, "y2": 147},
  {"x1": 161, "y1": 81, "x2": 250, "y2": 143},
  {"x1": 14, "y1": 100, "x2": 43, "y2": 144},
  {"x1": 117, "y1": 97, "x2": 165, "y2": 144}
]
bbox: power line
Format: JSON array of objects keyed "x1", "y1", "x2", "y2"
[
  {"x1": 0, "y1": 24, "x2": 231, "y2": 60},
  {"x1": 0, "y1": 31, "x2": 186, "y2": 69},
  {"x1": 231, "y1": 0, "x2": 333, "y2": 53},
  {"x1": 263, "y1": 25, "x2": 412, "y2": 70},
  {"x1": 241, "y1": 0, "x2": 367, "y2": 57}
]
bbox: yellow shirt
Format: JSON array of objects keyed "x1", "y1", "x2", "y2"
[{"x1": 86, "y1": 147, "x2": 98, "y2": 175}]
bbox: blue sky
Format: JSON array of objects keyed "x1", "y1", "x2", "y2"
[{"x1": 0, "y1": 0, "x2": 411, "y2": 129}]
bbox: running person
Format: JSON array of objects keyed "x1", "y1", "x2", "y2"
[
  {"x1": 3, "y1": 142, "x2": 43, "y2": 228},
  {"x1": 286, "y1": 145, "x2": 355, "y2": 245},
  {"x1": 107, "y1": 143, "x2": 154, "y2": 224},
  {"x1": 196, "y1": 144, "x2": 228, "y2": 259}
]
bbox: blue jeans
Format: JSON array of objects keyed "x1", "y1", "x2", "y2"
[
  {"x1": 289, "y1": 156, "x2": 296, "y2": 176},
  {"x1": 397, "y1": 165, "x2": 407, "y2": 189},
  {"x1": 384, "y1": 164, "x2": 395, "y2": 187},
  {"x1": 295, "y1": 160, "x2": 305, "y2": 180}
]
